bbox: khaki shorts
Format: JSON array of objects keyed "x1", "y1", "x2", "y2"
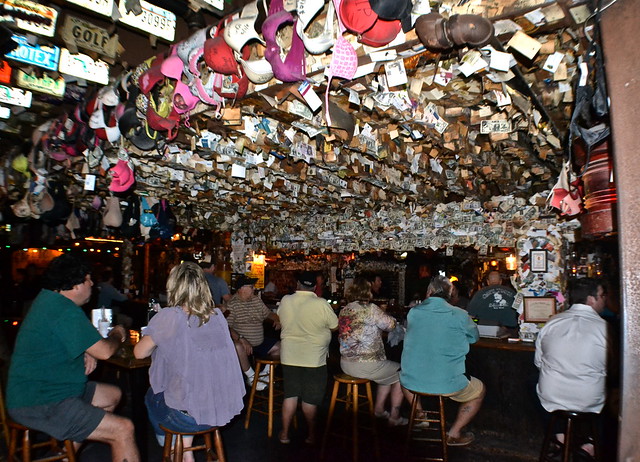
[
  {"x1": 443, "y1": 377, "x2": 484, "y2": 403},
  {"x1": 340, "y1": 359, "x2": 400, "y2": 386}
]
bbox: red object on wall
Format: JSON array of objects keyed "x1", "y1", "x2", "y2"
[
  {"x1": 579, "y1": 139, "x2": 617, "y2": 238},
  {"x1": 0, "y1": 60, "x2": 12, "y2": 84}
]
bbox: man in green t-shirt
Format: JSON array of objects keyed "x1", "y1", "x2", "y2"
[{"x1": 7, "y1": 254, "x2": 139, "y2": 461}]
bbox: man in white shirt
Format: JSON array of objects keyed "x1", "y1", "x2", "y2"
[{"x1": 535, "y1": 277, "x2": 608, "y2": 456}]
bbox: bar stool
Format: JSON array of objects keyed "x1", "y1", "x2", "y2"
[
  {"x1": 539, "y1": 410, "x2": 601, "y2": 462},
  {"x1": 320, "y1": 373, "x2": 377, "y2": 462},
  {"x1": 405, "y1": 390, "x2": 448, "y2": 462},
  {"x1": 160, "y1": 425, "x2": 226, "y2": 462},
  {"x1": 0, "y1": 383, "x2": 76, "y2": 462},
  {"x1": 8, "y1": 422, "x2": 77, "y2": 462},
  {"x1": 244, "y1": 356, "x2": 283, "y2": 438}
]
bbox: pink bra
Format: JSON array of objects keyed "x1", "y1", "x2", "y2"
[{"x1": 160, "y1": 55, "x2": 200, "y2": 114}]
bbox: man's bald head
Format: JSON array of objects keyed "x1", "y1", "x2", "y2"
[{"x1": 487, "y1": 271, "x2": 502, "y2": 285}]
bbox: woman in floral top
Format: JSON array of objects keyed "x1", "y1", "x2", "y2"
[{"x1": 339, "y1": 277, "x2": 409, "y2": 426}]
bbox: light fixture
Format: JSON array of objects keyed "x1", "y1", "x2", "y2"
[
  {"x1": 85, "y1": 237, "x2": 124, "y2": 243},
  {"x1": 449, "y1": 276, "x2": 459, "y2": 282},
  {"x1": 506, "y1": 254, "x2": 517, "y2": 271},
  {"x1": 490, "y1": 260, "x2": 498, "y2": 267}
]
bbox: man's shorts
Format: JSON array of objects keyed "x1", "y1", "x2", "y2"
[
  {"x1": 282, "y1": 364, "x2": 327, "y2": 406},
  {"x1": 443, "y1": 376, "x2": 484, "y2": 403},
  {"x1": 8, "y1": 382, "x2": 105, "y2": 442},
  {"x1": 253, "y1": 337, "x2": 279, "y2": 357}
]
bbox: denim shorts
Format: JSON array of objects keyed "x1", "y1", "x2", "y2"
[
  {"x1": 145, "y1": 388, "x2": 212, "y2": 437},
  {"x1": 8, "y1": 382, "x2": 105, "y2": 442}
]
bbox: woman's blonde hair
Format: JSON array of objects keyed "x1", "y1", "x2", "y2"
[
  {"x1": 166, "y1": 261, "x2": 215, "y2": 325},
  {"x1": 346, "y1": 277, "x2": 372, "y2": 303}
]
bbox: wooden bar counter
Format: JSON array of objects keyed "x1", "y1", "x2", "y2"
[{"x1": 465, "y1": 336, "x2": 543, "y2": 454}]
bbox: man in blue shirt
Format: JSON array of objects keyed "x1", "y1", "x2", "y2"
[
  {"x1": 199, "y1": 256, "x2": 231, "y2": 306},
  {"x1": 401, "y1": 275, "x2": 485, "y2": 446}
]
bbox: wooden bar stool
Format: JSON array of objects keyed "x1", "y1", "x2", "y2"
[
  {"x1": 244, "y1": 356, "x2": 283, "y2": 438},
  {"x1": 405, "y1": 390, "x2": 448, "y2": 462},
  {"x1": 320, "y1": 373, "x2": 377, "y2": 462},
  {"x1": 8, "y1": 422, "x2": 76, "y2": 462},
  {"x1": 539, "y1": 410, "x2": 601, "y2": 462},
  {"x1": 160, "y1": 425, "x2": 225, "y2": 462},
  {"x1": 1, "y1": 384, "x2": 76, "y2": 462}
]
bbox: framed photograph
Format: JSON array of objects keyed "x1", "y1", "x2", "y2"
[
  {"x1": 530, "y1": 249, "x2": 548, "y2": 272},
  {"x1": 523, "y1": 297, "x2": 557, "y2": 323}
]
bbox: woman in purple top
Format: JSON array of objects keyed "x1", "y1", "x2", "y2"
[{"x1": 134, "y1": 262, "x2": 245, "y2": 461}]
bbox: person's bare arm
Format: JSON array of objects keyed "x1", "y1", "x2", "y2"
[
  {"x1": 85, "y1": 325, "x2": 127, "y2": 360},
  {"x1": 133, "y1": 335, "x2": 156, "y2": 359},
  {"x1": 84, "y1": 353, "x2": 98, "y2": 375},
  {"x1": 267, "y1": 312, "x2": 281, "y2": 330}
]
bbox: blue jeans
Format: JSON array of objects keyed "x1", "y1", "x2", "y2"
[{"x1": 144, "y1": 388, "x2": 211, "y2": 440}]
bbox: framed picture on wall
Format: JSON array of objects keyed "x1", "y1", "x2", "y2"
[
  {"x1": 530, "y1": 249, "x2": 548, "y2": 272},
  {"x1": 523, "y1": 297, "x2": 557, "y2": 323}
]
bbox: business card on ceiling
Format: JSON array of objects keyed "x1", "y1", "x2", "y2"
[
  {"x1": 231, "y1": 163, "x2": 246, "y2": 178},
  {"x1": 385, "y1": 59, "x2": 408, "y2": 87},
  {"x1": 506, "y1": 31, "x2": 542, "y2": 60},
  {"x1": 298, "y1": 81, "x2": 322, "y2": 112},
  {"x1": 84, "y1": 174, "x2": 96, "y2": 191}
]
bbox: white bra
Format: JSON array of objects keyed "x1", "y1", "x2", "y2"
[{"x1": 296, "y1": 1, "x2": 335, "y2": 55}]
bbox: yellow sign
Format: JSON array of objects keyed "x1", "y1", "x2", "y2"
[
  {"x1": 248, "y1": 254, "x2": 266, "y2": 289},
  {"x1": 16, "y1": 71, "x2": 66, "y2": 97}
]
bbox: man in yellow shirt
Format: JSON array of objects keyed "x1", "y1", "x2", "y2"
[{"x1": 277, "y1": 271, "x2": 338, "y2": 444}]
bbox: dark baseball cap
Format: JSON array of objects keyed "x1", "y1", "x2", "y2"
[
  {"x1": 298, "y1": 271, "x2": 316, "y2": 288},
  {"x1": 368, "y1": 0, "x2": 413, "y2": 32},
  {"x1": 235, "y1": 275, "x2": 258, "y2": 290}
]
